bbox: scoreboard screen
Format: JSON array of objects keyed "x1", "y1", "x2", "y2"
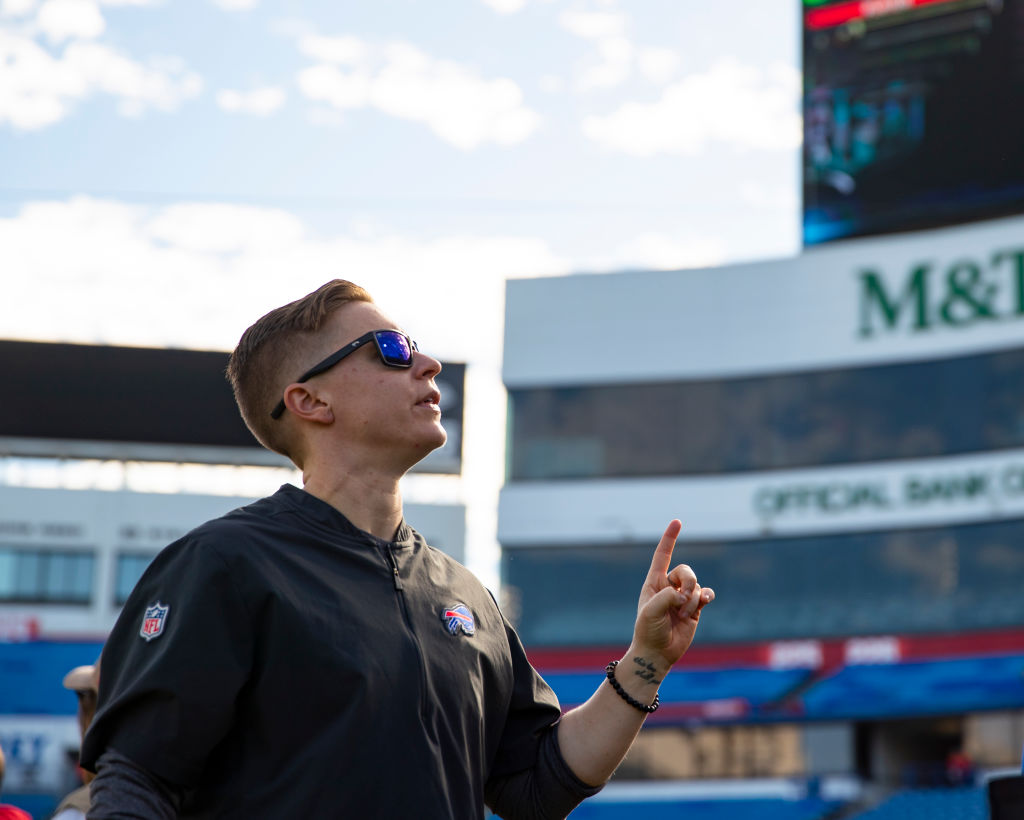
[{"x1": 802, "y1": 0, "x2": 1024, "y2": 245}]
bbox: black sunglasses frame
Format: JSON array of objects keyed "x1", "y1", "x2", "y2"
[{"x1": 270, "y1": 329, "x2": 418, "y2": 419}]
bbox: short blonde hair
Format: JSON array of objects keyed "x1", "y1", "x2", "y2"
[{"x1": 226, "y1": 280, "x2": 373, "y2": 461}]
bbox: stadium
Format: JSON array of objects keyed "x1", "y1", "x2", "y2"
[
  {"x1": 500, "y1": 213, "x2": 1024, "y2": 818},
  {"x1": 498, "y1": 0, "x2": 1024, "y2": 815},
  {"x1": 3, "y1": 0, "x2": 1024, "y2": 817}
]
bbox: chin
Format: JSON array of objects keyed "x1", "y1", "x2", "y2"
[{"x1": 427, "y1": 426, "x2": 448, "y2": 451}]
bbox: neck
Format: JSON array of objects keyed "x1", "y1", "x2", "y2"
[{"x1": 301, "y1": 463, "x2": 405, "y2": 542}]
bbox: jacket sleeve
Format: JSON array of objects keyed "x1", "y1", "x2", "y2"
[
  {"x1": 80, "y1": 533, "x2": 254, "y2": 787},
  {"x1": 87, "y1": 748, "x2": 182, "y2": 820},
  {"x1": 484, "y1": 615, "x2": 604, "y2": 820},
  {"x1": 485, "y1": 723, "x2": 602, "y2": 820}
]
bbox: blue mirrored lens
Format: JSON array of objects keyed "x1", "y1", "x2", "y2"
[{"x1": 376, "y1": 331, "x2": 413, "y2": 364}]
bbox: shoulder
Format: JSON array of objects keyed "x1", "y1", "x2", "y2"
[
  {"x1": 188, "y1": 490, "x2": 289, "y2": 540},
  {"x1": 124, "y1": 500, "x2": 277, "y2": 610},
  {"x1": 155, "y1": 488, "x2": 298, "y2": 566}
]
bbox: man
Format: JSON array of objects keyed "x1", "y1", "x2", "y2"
[
  {"x1": 51, "y1": 660, "x2": 100, "y2": 820},
  {"x1": 81, "y1": 280, "x2": 714, "y2": 819}
]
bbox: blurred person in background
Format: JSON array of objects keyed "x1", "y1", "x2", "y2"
[
  {"x1": 81, "y1": 280, "x2": 715, "y2": 819},
  {"x1": 50, "y1": 660, "x2": 100, "y2": 820},
  {"x1": 945, "y1": 747, "x2": 976, "y2": 787},
  {"x1": 0, "y1": 744, "x2": 32, "y2": 820}
]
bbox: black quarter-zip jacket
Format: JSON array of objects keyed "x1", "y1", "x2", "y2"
[{"x1": 81, "y1": 484, "x2": 596, "y2": 819}]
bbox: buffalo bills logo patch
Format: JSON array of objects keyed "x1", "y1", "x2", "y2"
[
  {"x1": 140, "y1": 602, "x2": 169, "y2": 641},
  {"x1": 442, "y1": 604, "x2": 475, "y2": 637}
]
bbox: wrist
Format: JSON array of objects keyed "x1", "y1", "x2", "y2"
[
  {"x1": 605, "y1": 661, "x2": 659, "y2": 714},
  {"x1": 617, "y1": 646, "x2": 671, "y2": 693}
]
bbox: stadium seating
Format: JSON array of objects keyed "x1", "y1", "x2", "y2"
[
  {"x1": 844, "y1": 786, "x2": 987, "y2": 819},
  {"x1": 568, "y1": 796, "x2": 842, "y2": 819},
  {"x1": 800, "y1": 655, "x2": 1024, "y2": 720}
]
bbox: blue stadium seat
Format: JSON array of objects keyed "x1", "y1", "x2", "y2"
[
  {"x1": 568, "y1": 797, "x2": 841, "y2": 819},
  {"x1": 845, "y1": 786, "x2": 987, "y2": 819},
  {"x1": 799, "y1": 654, "x2": 1024, "y2": 720}
]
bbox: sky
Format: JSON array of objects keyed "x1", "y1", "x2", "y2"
[{"x1": 0, "y1": 0, "x2": 803, "y2": 587}]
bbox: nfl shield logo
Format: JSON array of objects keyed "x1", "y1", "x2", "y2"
[{"x1": 140, "y1": 602, "x2": 170, "y2": 641}]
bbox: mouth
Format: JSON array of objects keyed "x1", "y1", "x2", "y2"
[{"x1": 417, "y1": 390, "x2": 442, "y2": 411}]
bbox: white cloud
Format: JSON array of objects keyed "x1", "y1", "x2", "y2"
[
  {"x1": 0, "y1": 30, "x2": 203, "y2": 129},
  {"x1": 582, "y1": 58, "x2": 801, "y2": 156},
  {"x1": 36, "y1": 0, "x2": 105, "y2": 44},
  {"x1": 1, "y1": 0, "x2": 36, "y2": 16},
  {"x1": 69, "y1": 40, "x2": 203, "y2": 116},
  {"x1": 558, "y1": 8, "x2": 681, "y2": 92},
  {"x1": 210, "y1": 0, "x2": 256, "y2": 9},
  {"x1": 216, "y1": 85, "x2": 285, "y2": 116},
  {"x1": 146, "y1": 203, "x2": 304, "y2": 253},
  {"x1": 0, "y1": 197, "x2": 570, "y2": 356},
  {"x1": 0, "y1": 32, "x2": 71, "y2": 128},
  {"x1": 296, "y1": 36, "x2": 541, "y2": 150},
  {"x1": 298, "y1": 64, "x2": 369, "y2": 108}
]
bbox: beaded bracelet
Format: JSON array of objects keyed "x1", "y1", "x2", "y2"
[{"x1": 605, "y1": 660, "x2": 660, "y2": 714}]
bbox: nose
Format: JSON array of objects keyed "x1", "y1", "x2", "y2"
[{"x1": 414, "y1": 350, "x2": 442, "y2": 378}]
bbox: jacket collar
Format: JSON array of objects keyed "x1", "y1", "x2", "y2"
[{"x1": 274, "y1": 483, "x2": 415, "y2": 547}]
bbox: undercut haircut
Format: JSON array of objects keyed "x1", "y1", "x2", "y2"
[{"x1": 226, "y1": 280, "x2": 374, "y2": 461}]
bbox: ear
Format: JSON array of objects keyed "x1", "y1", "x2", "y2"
[{"x1": 281, "y1": 383, "x2": 335, "y2": 425}]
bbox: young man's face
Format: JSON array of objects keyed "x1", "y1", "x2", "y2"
[{"x1": 308, "y1": 301, "x2": 447, "y2": 467}]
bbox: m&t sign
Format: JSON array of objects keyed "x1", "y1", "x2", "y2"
[{"x1": 858, "y1": 247, "x2": 1024, "y2": 336}]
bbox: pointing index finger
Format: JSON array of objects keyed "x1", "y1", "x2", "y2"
[{"x1": 646, "y1": 519, "x2": 682, "y2": 583}]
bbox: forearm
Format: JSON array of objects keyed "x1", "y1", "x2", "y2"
[{"x1": 556, "y1": 646, "x2": 667, "y2": 787}]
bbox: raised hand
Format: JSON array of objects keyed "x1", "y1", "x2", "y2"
[
  {"x1": 631, "y1": 519, "x2": 714, "y2": 671},
  {"x1": 555, "y1": 519, "x2": 717, "y2": 786}
]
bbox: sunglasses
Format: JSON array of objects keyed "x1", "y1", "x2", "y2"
[{"x1": 270, "y1": 329, "x2": 418, "y2": 419}]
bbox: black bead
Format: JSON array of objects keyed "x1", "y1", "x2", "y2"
[{"x1": 605, "y1": 660, "x2": 659, "y2": 714}]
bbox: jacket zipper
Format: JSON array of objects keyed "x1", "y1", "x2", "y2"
[{"x1": 382, "y1": 543, "x2": 429, "y2": 719}]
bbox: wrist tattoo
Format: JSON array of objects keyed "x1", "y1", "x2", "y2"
[{"x1": 632, "y1": 656, "x2": 662, "y2": 685}]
